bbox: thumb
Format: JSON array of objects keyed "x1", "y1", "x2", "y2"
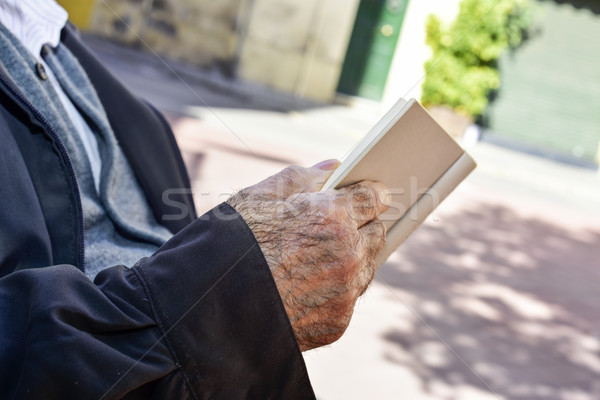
[{"x1": 306, "y1": 159, "x2": 341, "y2": 192}]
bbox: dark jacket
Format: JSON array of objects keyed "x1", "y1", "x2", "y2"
[{"x1": 0, "y1": 25, "x2": 314, "y2": 399}]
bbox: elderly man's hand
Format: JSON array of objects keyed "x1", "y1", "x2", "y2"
[{"x1": 227, "y1": 160, "x2": 390, "y2": 351}]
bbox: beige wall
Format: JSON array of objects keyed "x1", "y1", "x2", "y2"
[
  {"x1": 238, "y1": 0, "x2": 360, "y2": 101},
  {"x1": 89, "y1": 0, "x2": 359, "y2": 101}
]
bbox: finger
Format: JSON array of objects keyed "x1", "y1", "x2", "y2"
[
  {"x1": 355, "y1": 219, "x2": 386, "y2": 293},
  {"x1": 253, "y1": 160, "x2": 340, "y2": 200},
  {"x1": 338, "y1": 181, "x2": 390, "y2": 228}
]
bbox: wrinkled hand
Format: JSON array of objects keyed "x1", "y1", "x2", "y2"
[{"x1": 227, "y1": 160, "x2": 390, "y2": 351}]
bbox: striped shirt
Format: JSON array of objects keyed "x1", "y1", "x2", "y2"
[
  {"x1": 0, "y1": 0, "x2": 103, "y2": 192},
  {"x1": 0, "y1": 0, "x2": 67, "y2": 61}
]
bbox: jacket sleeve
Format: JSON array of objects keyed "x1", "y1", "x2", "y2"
[{"x1": 0, "y1": 203, "x2": 315, "y2": 400}]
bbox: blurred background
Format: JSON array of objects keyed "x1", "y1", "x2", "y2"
[{"x1": 59, "y1": 0, "x2": 599, "y2": 398}]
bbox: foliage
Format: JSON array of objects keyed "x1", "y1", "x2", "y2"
[{"x1": 421, "y1": 0, "x2": 532, "y2": 117}]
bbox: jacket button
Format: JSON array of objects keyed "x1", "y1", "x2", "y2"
[{"x1": 36, "y1": 62, "x2": 48, "y2": 81}]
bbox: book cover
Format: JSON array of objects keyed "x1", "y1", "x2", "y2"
[{"x1": 321, "y1": 98, "x2": 477, "y2": 266}]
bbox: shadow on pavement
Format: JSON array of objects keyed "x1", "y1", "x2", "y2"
[{"x1": 378, "y1": 202, "x2": 600, "y2": 399}]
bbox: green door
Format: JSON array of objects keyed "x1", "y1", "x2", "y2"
[{"x1": 337, "y1": 0, "x2": 409, "y2": 101}]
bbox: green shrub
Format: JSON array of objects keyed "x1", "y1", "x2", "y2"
[{"x1": 421, "y1": 0, "x2": 532, "y2": 117}]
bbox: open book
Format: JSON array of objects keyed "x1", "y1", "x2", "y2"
[{"x1": 321, "y1": 99, "x2": 476, "y2": 266}]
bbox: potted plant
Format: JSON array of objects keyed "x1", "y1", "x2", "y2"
[{"x1": 421, "y1": 0, "x2": 532, "y2": 138}]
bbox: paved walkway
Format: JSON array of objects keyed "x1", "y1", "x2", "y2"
[{"x1": 86, "y1": 35, "x2": 600, "y2": 400}]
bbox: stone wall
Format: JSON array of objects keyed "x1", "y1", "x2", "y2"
[
  {"x1": 89, "y1": 0, "x2": 359, "y2": 102},
  {"x1": 239, "y1": 0, "x2": 360, "y2": 101},
  {"x1": 90, "y1": 0, "x2": 244, "y2": 69}
]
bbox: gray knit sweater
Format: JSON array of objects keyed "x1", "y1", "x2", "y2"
[{"x1": 0, "y1": 23, "x2": 173, "y2": 279}]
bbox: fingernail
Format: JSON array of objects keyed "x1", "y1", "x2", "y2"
[{"x1": 312, "y1": 159, "x2": 340, "y2": 171}]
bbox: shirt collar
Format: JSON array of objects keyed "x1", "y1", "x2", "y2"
[{"x1": 0, "y1": 0, "x2": 68, "y2": 60}]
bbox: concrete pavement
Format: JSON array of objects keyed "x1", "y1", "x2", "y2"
[{"x1": 85, "y1": 35, "x2": 600, "y2": 400}]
